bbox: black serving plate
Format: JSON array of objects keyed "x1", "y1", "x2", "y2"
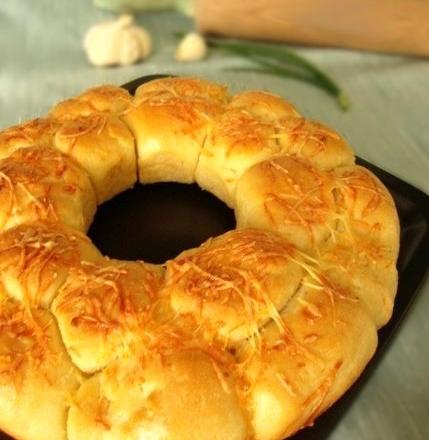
[{"x1": 1, "y1": 75, "x2": 428, "y2": 440}]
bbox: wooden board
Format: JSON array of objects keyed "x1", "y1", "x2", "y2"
[{"x1": 196, "y1": 0, "x2": 429, "y2": 56}]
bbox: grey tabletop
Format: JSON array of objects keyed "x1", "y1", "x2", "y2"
[{"x1": 1, "y1": 1, "x2": 428, "y2": 439}]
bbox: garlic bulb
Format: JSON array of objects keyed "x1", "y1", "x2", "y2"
[
  {"x1": 175, "y1": 32, "x2": 207, "y2": 62},
  {"x1": 84, "y1": 15, "x2": 152, "y2": 67}
]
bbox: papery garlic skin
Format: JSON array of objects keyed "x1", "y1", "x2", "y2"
[
  {"x1": 84, "y1": 15, "x2": 152, "y2": 67},
  {"x1": 175, "y1": 32, "x2": 207, "y2": 62}
]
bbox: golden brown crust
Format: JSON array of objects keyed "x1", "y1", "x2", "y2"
[
  {"x1": 53, "y1": 113, "x2": 137, "y2": 203},
  {"x1": 332, "y1": 165, "x2": 400, "y2": 257},
  {"x1": 68, "y1": 350, "x2": 247, "y2": 440},
  {"x1": 235, "y1": 156, "x2": 338, "y2": 253},
  {"x1": 235, "y1": 157, "x2": 399, "y2": 329},
  {"x1": 133, "y1": 76, "x2": 229, "y2": 103},
  {"x1": 47, "y1": 85, "x2": 137, "y2": 203},
  {"x1": 0, "y1": 86, "x2": 137, "y2": 205},
  {"x1": 163, "y1": 229, "x2": 304, "y2": 343},
  {"x1": 0, "y1": 118, "x2": 60, "y2": 160},
  {"x1": 0, "y1": 297, "x2": 82, "y2": 440},
  {"x1": 123, "y1": 77, "x2": 229, "y2": 184},
  {"x1": 236, "y1": 158, "x2": 399, "y2": 252},
  {"x1": 275, "y1": 117, "x2": 355, "y2": 170},
  {"x1": 0, "y1": 223, "x2": 102, "y2": 308},
  {"x1": 52, "y1": 259, "x2": 164, "y2": 373},
  {"x1": 241, "y1": 275, "x2": 377, "y2": 439},
  {"x1": 195, "y1": 107, "x2": 279, "y2": 205},
  {"x1": 50, "y1": 85, "x2": 133, "y2": 119},
  {"x1": 195, "y1": 99, "x2": 354, "y2": 207},
  {"x1": 0, "y1": 146, "x2": 97, "y2": 232},
  {"x1": 229, "y1": 90, "x2": 300, "y2": 121},
  {"x1": 319, "y1": 235, "x2": 398, "y2": 328}
]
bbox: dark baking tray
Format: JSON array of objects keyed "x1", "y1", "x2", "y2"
[{"x1": 1, "y1": 75, "x2": 428, "y2": 440}]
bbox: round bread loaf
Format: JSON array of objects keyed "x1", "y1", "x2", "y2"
[{"x1": 0, "y1": 77, "x2": 399, "y2": 440}]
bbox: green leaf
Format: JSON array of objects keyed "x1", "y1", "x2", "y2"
[
  {"x1": 174, "y1": 32, "x2": 349, "y2": 110},
  {"x1": 228, "y1": 54, "x2": 349, "y2": 110},
  {"x1": 211, "y1": 40, "x2": 348, "y2": 109}
]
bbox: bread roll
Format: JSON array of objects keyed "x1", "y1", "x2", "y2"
[
  {"x1": 68, "y1": 349, "x2": 247, "y2": 440},
  {"x1": 241, "y1": 274, "x2": 377, "y2": 439},
  {"x1": 163, "y1": 228, "x2": 304, "y2": 342},
  {"x1": 229, "y1": 90, "x2": 300, "y2": 121},
  {"x1": 123, "y1": 77, "x2": 229, "y2": 184},
  {"x1": 319, "y1": 236, "x2": 398, "y2": 328},
  {"x1": 0, "y1": 86, "x2": 136, "y2": 205},
  {"x1": 195, "y1": 93, "x2": 354, "y2": 206},
  {"x1": 52, "y1": 259, "x2": 164, "y2": 373},
  {"x1": 236, "y1": 158, "x2": 398, "y2": 253},
  {"x1": 331, "y1": 165, "x2": 400, "y2": 257},
  {"x1": 50, "y1": 85, "x2": 133, "y2": 118},
  {"x1": 0, "y1": 146, "x2": 96, "y2": 232},
  {"x1": 133, "y1": 76, "x2": 228, "y2": 101},
  {"x1": 0, "y1": 118, "x2": 60, "y2": 160},
  {"x1": 275, "y1": 117, "x2": 355, "y2": 170},
  {"x1": 195, "y1": 106, "x2": 279, "y2": 206},
  {"x1": 0, "y1": 298, "x2": 82, "y2": 440},
  {"x1": 235, "y1": 156, "x2": 338, "y2": 253},
  {"x1": 0, "y1": 223, "x2": 102, "y2": 308},
  {"x1": 53, "y1": 114, "x2": 136, "y2": 203}
]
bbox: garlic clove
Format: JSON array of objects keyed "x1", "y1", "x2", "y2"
[
  {"x1": 83, "y1": 14, "x2": 152, "y2": 67},
  {"x1": 84, "y1": 23, "x2": 120, "y2": 67},
  {"x1": 133, "y1": 27, "x2": 152, "y2": 59},
  {"x1": 118, "y1": 26, "x2": 152, "y2": 65},
  {"x1": 119, "y1": 30, "x2": 142, "y2": 66},
  {"x1": 175, "y1": 32, "x2": 208, "y2": 62}
]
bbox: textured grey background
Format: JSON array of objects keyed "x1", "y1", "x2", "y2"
[{"x1": 0, "y1": 1, "x2": 428, "y2": 439}]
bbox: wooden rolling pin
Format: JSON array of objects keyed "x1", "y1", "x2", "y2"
[{"x1": 196, "y1": 0, "x2": 429, "y2": 56}]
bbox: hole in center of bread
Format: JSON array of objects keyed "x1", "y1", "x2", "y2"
[{"x1": 88, "y1": 182, "x2": 236, "y2": 264}]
